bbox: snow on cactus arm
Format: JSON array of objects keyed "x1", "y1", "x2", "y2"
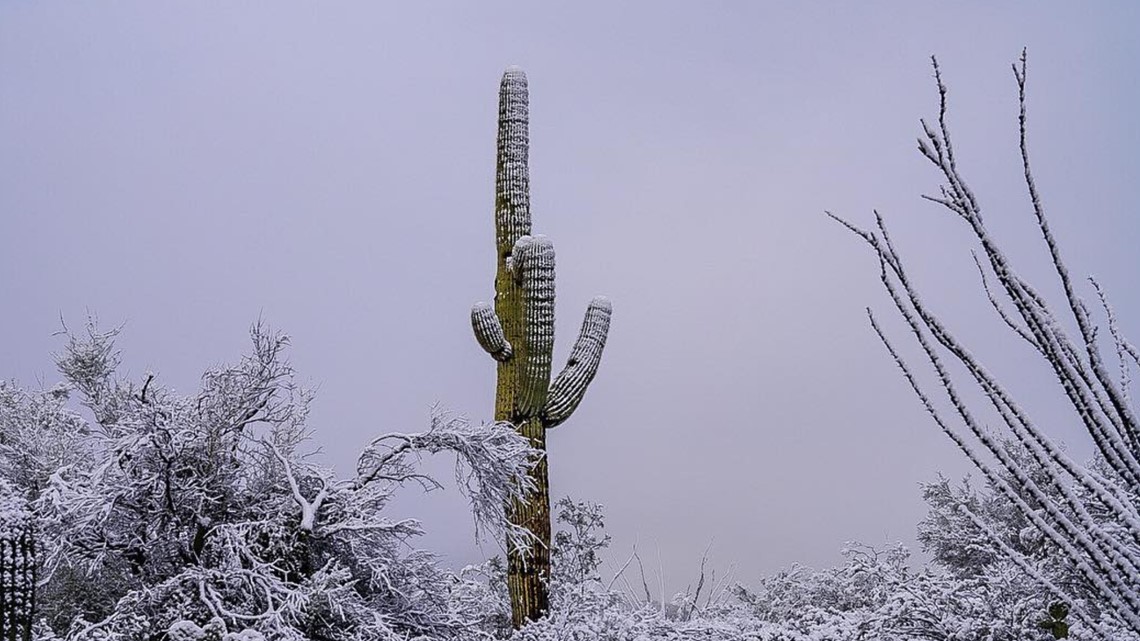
[
  {"x1": 512, "y1": 235, "x2": 556, "y2": 416},
  {"x1": 471, "y1": 302, "x2": 513, "y2": 361},
  {"x1": 544, "y1": 297, "x2": 612, "y2": 428}
]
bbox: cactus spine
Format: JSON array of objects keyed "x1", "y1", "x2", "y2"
[
  {"x1": 471, "y1": 67, "x2": 612, "y2": 627},
  {"x1": 0, "y1": 486, "x2": 35, "y2": 641}
]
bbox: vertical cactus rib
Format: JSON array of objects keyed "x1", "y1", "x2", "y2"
[
  {"x1": 495, "y1": 66, "x2": 532, "y2": 260},
  {"x1": 493, "y1": 67, "x2": 531, "y2": 433},
  {"x1": 505, "y1": 416, "x2": 551, "y2": 627},
  {"x1": 471, "y1": 302, "x2": 513, "y2": 361},
  {"x1": 0, "y1": 486, "x2": 35, "y2": 641},
  {"x1": 512, "y1": 235, "x2": 556, "y2": 416},
  {"x1": 543, "y1": 296, "x2": 612, "y2": 428},
  {"x1": 474, "y1": 66, "x2": 611, "y2": 628}
]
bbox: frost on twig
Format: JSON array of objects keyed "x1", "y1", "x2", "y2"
[
  {"x1": 834, "y1": 51, "x2": 1140, "y2": 635},
  {"x1": 354, "y1": 410, "x2": 540, "y2": 550}
]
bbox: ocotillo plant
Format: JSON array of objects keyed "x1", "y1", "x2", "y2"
[
  {"x1": 471, "y1": 67, "x2": 612, "y2": 627},
  {"x1": 0, "y1": 487, "x2": 36, "y2": 641}
]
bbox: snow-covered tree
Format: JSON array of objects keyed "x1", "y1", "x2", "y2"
[
  {"x1": 0, "y1": 321, "x2": 538, "y2": 640},
  {"x1": 834, "y1": 51, "x2": 1140, "y2": 638}
]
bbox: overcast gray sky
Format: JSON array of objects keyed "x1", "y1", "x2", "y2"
[{"x1": 3, "y1": 3, "x2": 1139, "y2": 594}]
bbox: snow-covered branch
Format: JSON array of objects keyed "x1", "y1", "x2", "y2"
[{"x1": 836, "y1": 51, "x2": 1140, "y2": 636}]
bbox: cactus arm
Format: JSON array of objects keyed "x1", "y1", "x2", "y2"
[
  {"x1": 512, "y1": 235, "x2": 556, "y2": 416},
  {"x1": 543, "y1": 296, "x2": 612, "y2": 428},
  {"x1": 471, "y1": 302, "x2": 514, "y2": 361}
]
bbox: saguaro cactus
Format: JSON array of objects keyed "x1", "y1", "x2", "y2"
[
  {"x1": 471, "y1": 67, "x2": 612, "y2": 627},
  {"x1": 0, "y1": 487, "x2": 36, "y2": 641}
]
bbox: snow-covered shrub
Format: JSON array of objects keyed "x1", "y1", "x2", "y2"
[
  {"x1": 513, "y1": 498, "x2": 629, "y2": 640},
  {"x1": 516, "y1": 499, "x2": 848, "y2": 641},
  {"x1": 917, "y1": 452, "x2": 1139, "y2": 640},
  {"x1": 0, "y1": 321, "x2": 537, "y2": 640}
]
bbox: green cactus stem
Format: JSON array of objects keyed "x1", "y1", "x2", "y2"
[
  {"x1": 470, "y1": 67, "x2": 612, "y2": 628},
  {"x1": 543, "y1": 296, "x2": 612, "y2": 429},
  {"x1": 471, "y1": 302, "x2": 513, "y2": 362},
  {"x1": 0, "y1": 486, "x2": 36, "y2": 641}
]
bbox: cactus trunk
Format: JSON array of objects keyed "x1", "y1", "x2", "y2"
[
  {"x1": 504, "y1": 418, "x2": 551, "y2": 626},
  {"x1": 472, "y1": 67, "x2": 612, "y2": 628},
  {"x1": 0, "y1": 491, "x2": 36, "y2": 641}
]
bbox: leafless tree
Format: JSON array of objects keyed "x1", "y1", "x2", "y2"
[
  {"x1": 833, "y1": 51, "x2": 1140, "y2": 638},
  {"x1": 2, "y1": 320, "x2": 538, "y2": 640}
]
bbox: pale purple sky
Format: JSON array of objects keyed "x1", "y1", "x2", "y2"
[{"x1": 2, "y1": 3, "x2": 1138, "y2": 593}]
